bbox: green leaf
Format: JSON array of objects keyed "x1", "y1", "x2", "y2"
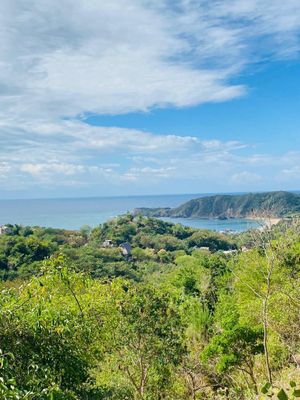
[
  {"x1": 290, "y1": 381, "x2": 297, "y2": 388},
  {"x1": 293, "y1": 389, "x2": 300, "y2": 397},
  {"x1": 277, "y1": 389, "x2": 288, "y2": 400},
  {"x1": 261, "y1": 382, "x2": 272, "y2": 394}
]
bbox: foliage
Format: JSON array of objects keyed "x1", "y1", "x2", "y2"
[{"x1": 0, "y1": 217, "x2": 299, "y2": 398}]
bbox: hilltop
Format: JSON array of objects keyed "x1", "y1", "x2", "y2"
[{"x1": 133, "y1": 191, "x2": 300, "y2": 219}]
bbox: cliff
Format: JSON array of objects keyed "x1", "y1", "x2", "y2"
[{"x1": 133, "y1": 191, "x2": 300, "y2": 219}]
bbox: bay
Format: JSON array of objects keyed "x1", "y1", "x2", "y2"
[{"x1": 0, "y1": 194, "x2": 260, "y2": 232}]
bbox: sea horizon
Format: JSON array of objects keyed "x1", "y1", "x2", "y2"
[
  {"x1": 1, "y1": 188, "x2": 299, "y2": 202},
  {"x1": 2, "y1": 190, "x2": 297, "y2": 232}
]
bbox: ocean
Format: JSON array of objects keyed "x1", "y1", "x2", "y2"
[{"x1": 0, "y1": 194, "x2": 260, "y2": 232}]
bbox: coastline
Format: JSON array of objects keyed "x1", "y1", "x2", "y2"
[{"x1": 246, "y1": 215, "x2": 281, "y2": 228}]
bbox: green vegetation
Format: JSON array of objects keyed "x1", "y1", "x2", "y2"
[
  {"x1": 0, "y1": 215, "x2": 299, "y2": 399},
  {"x1": 134, "y1": 191, "x2": 300, "y2": 219}
]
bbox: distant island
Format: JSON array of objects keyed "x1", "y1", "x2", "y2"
[{"x1": 133, "y1": 191, "x2": 300, "y2": 220}]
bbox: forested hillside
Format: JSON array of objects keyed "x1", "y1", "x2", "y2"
[
  {"x1": 135, "y1": 191, "x2": 300, "y2": 219},
  {"x1": 0, "y1": 216, "x2": 299, "y2": 399}
]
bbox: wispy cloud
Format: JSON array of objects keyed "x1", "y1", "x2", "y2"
[
  {"x1": 1, "y1": 0, "x2": 300, "y2": 194},
  {"x1": 1, "y1": 0, "x2": 300, "y2": 120},
  {"x1": 231, "y1": 171, "x2": 263, "y2": 185},
  {"x1": 1, "y1": 116, "x2": 299, "y2": 193}
]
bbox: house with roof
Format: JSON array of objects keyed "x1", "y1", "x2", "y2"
[
  {"x1": 199, "y1": 246, "x2": 210, "y2": 252},
  {"x1": 119, "y1": 242, "x2": 132, "y2": 257},
  {"x1": 0, "y1": 225, "x2": 12, "y2": 235},
  {"x1": 222, "y1": 249, "x2": 238, "y2": 255},
  {"x1": 102, "y1": 239, "x2": 114, "y2": 248}
]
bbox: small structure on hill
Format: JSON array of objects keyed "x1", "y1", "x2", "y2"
[
  {"x1": 120, "y1": 242, "x2": 132, "y2": 257},
  {"x1": 0, "y1": 225, "x2": 12, "y2": 235},
  {"x1": 199, "y1": 246, "x2": 210, "y2": 252},
  {"x1": 241, "y1": 246, "x2": 250, "y2": 253},
  {"x1": 102, "y1": 239, "x2": 114, "y2": 248},
  {"x1": 222, "y1": 249, "x2": 238, "y2": 255}
]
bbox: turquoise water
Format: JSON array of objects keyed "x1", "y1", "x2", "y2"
[
  {"x1": 0, "y1": 194, "x2": 260, "y2": 232},
  {"x1": 161, "y1": 217, "x2": 259, "y2": 232}
]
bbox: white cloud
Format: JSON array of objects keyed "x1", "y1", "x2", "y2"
[
  {"x1": 0, "y1": 118, "x2": 201, "y2": 159},
  {"x1": 0, "y1": 162, "x2": 12, "y2": 182},
  {"x1": 0, "y1": 116, "x2": 247, "y2": 186},
  {"x1": 1, "y1": 114, "x2": 299, "y2": 193},
  {"x1": 121, "y1": 166, "x2": 175, "y2": 182},
  {"x1": 20, "y1": 163, "x2": 85, "y2": 177},
  {"x1": 0, "y1": 0, "x2": 300, "y2": 194},
  {"x1": 0, "y1": 0, "x2": 246, "y2": 123},
  {"x1": 1, "y1": 0, "x2": 300, "y2": 122},
  {"x1": 231, "y1": 171, "x2": 263, "y2": 185},
  {"x1": 15, "y1": 162, "x2": 117, "y2": 187},
  {"x1": 278, "y1": 165, "x2": 300, "y2": 181}
]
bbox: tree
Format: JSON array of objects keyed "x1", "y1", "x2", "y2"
[
  {"x1": 232, "y1": 221, "x2": 300, "y2": 387},
  {"x1": 97, "y1": 285, "x2": 186, "y2": 399},
  {"x1": 202, "y1": 325, "x2": 263, "y2": 395}
]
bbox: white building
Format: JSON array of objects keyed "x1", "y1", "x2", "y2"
[
  {"x1": 0, "y1": 225, "x2": 12, "y2": 235},
  {"x1": 102, "y1": 239, "x2": 114, "y2": 248}
]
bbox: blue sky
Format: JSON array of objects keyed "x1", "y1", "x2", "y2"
[
  {"x1": 86, "y1": 60, "x2": 300, "y2": 153},
  {"x1": 0, "y1": 0, "x2": 300, "y2": 198}
]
